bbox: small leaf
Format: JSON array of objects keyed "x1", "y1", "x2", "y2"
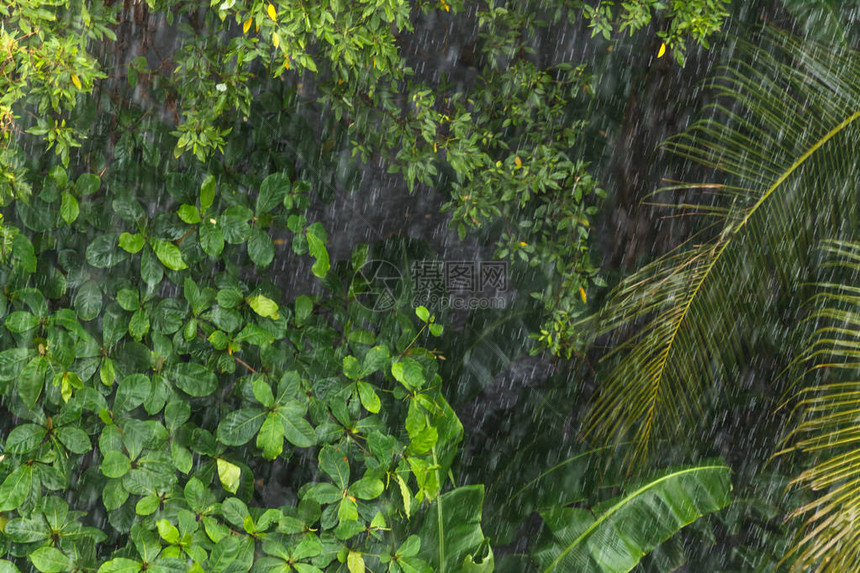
[
  {"x1": 306, "y1": 225, "x2": 329, "y2": 278},
  {"x1": 118, "y1": 232, "x2": 146, "y2": 254},
  {"x1": 0, "y1": 465, "x2": 33, "y2": 511},
  {"x1": 391, "y1": 358, "x2": 425, "y2": 390},
  {"x1": 150, "y1": 239, "x2": 188, "y2": 271},
  {"x1": 217, "y1": 459, "x2": 241, "y2": 494},
  {"x1": 415, "y1": 306, "x2": 430, "y2": 322},
  {"x1": 177, "y1": 204, "x2": 201, "y2": 224},
  {"x1": 29, "y1": 547, "x2": 73, "y2": 573},
  {"x1": 357, "y1": 381, "x2": 380, "y2": 413},
  {"x1": 60, "y1": 191, "x2": 79, "y2": 224},
  {"x1": 165, "y1": 362, "x2": 218, "y2": 397},
  {"x1": 267, "y1": 2, "x2": 277, "y2": 21},
  {"x1": 246, "y1": 294, "x2": 280, "y2": 319},
  {"x1": 200, "y1": 175, "x2": 216, "y2": 213}
]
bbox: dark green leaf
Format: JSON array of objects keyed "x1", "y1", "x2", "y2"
[
  {"x1": 217, "y1": 408, "x2": 266, "y2": 446},
  {"x1": 164, "y1": 362, "x2": 217, "y2": 397}
]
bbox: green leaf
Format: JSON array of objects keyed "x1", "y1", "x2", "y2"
[
  {"x1": 101, "y1": 451, "x2": 132, "y2": 479},
  {"x1": 199, "y1": 219, "x2": 224, "y2": 257},
  {"x1": 87, "y1": 234, "x2": 125, "y2": 268},
  {"x1": 319, "y1": 446, "x2": 350, "y2": 489},
  {"x1": 347, "y1": 551, "x2": 365, "y2": 573},
  {"x1": 342, "y1": 356, "x2": 361, "y2": 380},
  {"x1": 217, "y1": 459, "x2": 241, "y2": 494},
  {"x1": 0, "y1": 560, "x2": 20, "y2": 573},
  {"x1": 140, "y1": 248, "x2": 164, "y2": 286},
  {"x1": 29, "y1": 547, "x2": 73, "y2": 573},
  {"x1": 150, "y1": 239, "x2": 188, "y2": 271},
  {"x1": 177, "y1": 204, "x2": 201, "y2": 224},
  {"x1": 0, "y1": 348, "x2": 32, "y2": 382},
  {"x1": 258, "y1": 173, "x2": 290, "y2": 215},
  {"x1": 348, "y1": 477, "x2": 384, "y2": 500},
  {"x1": 200, "y1": 174, "x2": 216, "y2": 213},
  {"x1": 74, "y1": 280, "x2": 103, "y2": 321},
  {"x1": 276, "y1": 401, "x2": 315, "y2": 448},
  {"x1": 248, "y1": 226, "x2": 275, "y2": 267},
  {"x1": 246, "y1": 294, "x2": 280, "y2": 319},
  {"x1": 5, "y1": 310, "x2": 39, "y2": 333},
  {"x1": 5, "y1": 518, "x2": 50, "y2": 543},
  {"x1": 164, "y1": 362, "x2": 217, "y2": 397},
  {"x1": 97, "y1": 558, "x2": 141, "y2": 573},
  {"x1": 18, "y1": 356, "x2": 48, "y2": 408},
  {"x1": 217, "y1": 408, "x2": 266, "y2": 446},
  {"x1": 419, "y1": 486, "x2": 489, "y2": 573},
  {"x1": 115, "y1": 374, "x2": 152, "y2": 412},
  {"x1": 357, "y1": 381, "x2": 380, "y2": 413},
  {"x1": 116, "y1": 289, "x2": 140, "y2": 311},
  {"x1": 55, "y1": 426, "x2": 91, "y2": 454},
  {"x1": 294, "y1": 295, "x2": 313, "y2": 325},
  {"x1": 535, "y1": 464, "x2": 732, "y2": 573},
  {"x1": 391, "y1": 358, "x2": 424, "y2": 390},
  {"x1": 220, "y1": 206, "x2": 253, "y2": 244},
  {"x1": 257, "y1": 413, "x2": 285, "y2": 460},
  {"x1": 306, "y1": 224, "x2": 329, "y2": 278},
  {"x1": 5, "y1": 423, "x2": 47, "y2": 453},
  {"x1": 0, "y1": 465, "x2": 33, "y2": 511},
  {"x1": 76, "y1": 173, "x2": 101, "y2": 196},
  {"x1": 415, "y1": 306, "x2": 430, "y2": 322},
  {"x1": 60, "y1": 191, "x2": 79, "y2": 224}
]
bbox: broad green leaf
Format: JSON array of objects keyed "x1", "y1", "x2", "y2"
[
  {"x1": 246, "y1": 294, "x2": 280, "y2": 319},
  {"x1": 357, "y1": 381, "x2": 380, "y2": 413},
  {"x1": 5, "y1": 423, "x2": 47, "y2": 454},
  {"x1": 86, "y1": 234, "x2": 126, "y2": 268},
  {"x1": 217, "y1": 459, "x2": 241, "y2": 494},
  {"x1": 140, "y1": 248, "x2": 164, "y2": 286},
  {"x1": 0, "y1": 560, "x2": 20, "y2": 573},
  {"x1": 257, "y1": 413, "x2": 285, "y2": 460},
  {"x1": 217, "y1": 408, "x2": 266, "y2": 446},
  {"x1": 258, "y1": 173, "x2": 290, "y2": 215},
  {"x1": 199, "y1": 219, "x2": 225, "y2": 257},
  {"x1": 164, "y1": 362, "x2": 217, "y2": 397},
  {"x1": 29, "y1": 547, "x2": 73, "y2": 573},
  {"x1": 319, "y1": 446, "x2": 350, "y2": 489},
  {"x1": 0, "y1": 465, "x2": 33, "y2": 511},
  {"x1": 276, "y1": 401, "x2": 315, "y2": 448},
  {"x1": 348, "y1": 477, "x2": 384, "y2": 500},
  {"x1": 97, "y1": 558, "x2": 141, "y2": 573},
  {"x1": 56, "y1": 426, "x2": 91, "y2": 453},
  {"x1": 60, "y1": 191, "x2": 79, "y2": 224},
  {"x1": 535, "y1": 464, "x2": 732, "y2": 572},
  {"x1": 150, "y1": 239, "x2": 188, "y2": 271},
  {"x1": 177, "y1": 204, "x2": 201, "y2": 224},
  {"x1": 115, "y1": 374, "x2": 152, "y2": 412},
  {"x1": 76, "y1": 173, "x2": 101, "y2": 195},
  {"x1": 391, "y1": 358, "x2": 424, "y2": 390},
  {"x1": 342, "y1": 356, "x2": 361, "y2": 380},
  {"x1": 116, "y1": 289, "x2": 140, "y2": 311},
  {"x1": 248, "y1": 226, "x2": 275, "y2": 267},
  {"x1": 220, "y1": 206, "x2": 253, "y2": 244},
  {"x1": 305, "y1": 224, "x2": 329, "y2": 278},
  {"x1": 5, "y1": 310, "x2": 39, "y2": 333},
  {"x1": 0, "y1": 348, "x2": 32, "y2": 381},
  {"x1": 200, "y1": 174, "x2": 216, "y2": 213},
  {"x1": 5, "y1": 517, "x2": 50, "y2": 543},
  {"x1": 101, "y1": 451, "x2": 132, "y2": 478},
  {"x1": 18, "y1": 356, "x2": 48, "y2": 408},
  {"x1": 418, "y1": 486, "x2": 489, "y2": 573},
  {"x1": 294, "y1": 295, "x2": 313, "y2": 325},
  {"x1": 347, "y1": 551, "x2": 365, "y2": 573},
  {"x1": 74, "y1": 280, "x2": 103, "y2": 321}
]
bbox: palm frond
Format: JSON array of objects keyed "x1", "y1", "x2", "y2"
[
  {"x1": 587, "y1": 29, "x2": 860, "y2": 462},
  {"x1": 778, "y1": 240, "x2": 860, "y2": 572}
]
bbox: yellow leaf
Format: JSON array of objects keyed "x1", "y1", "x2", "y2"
[
  {"x1": 217, "y1": 458, "x2": 241, "y2": 494},
  {"x1": 272, "y1": 32, "x2": 279, "y2": 49},
  {"x1": 71, "y1": 74, "x2": 82, "y2": 90},
  {"x1": 284, "y1": 57, "x2": 290, "y2": 70},
  {"x1": 243, "y1": 16, "x2": 252, "y2": 34},
  {"x1": 514, "y1": 156, "x2": 522, "y2": 167},
  {"x1": 657, "y1": 42, "x2": 666, "y2": 58},
  {"x1": 579, "y1": 286, "x2": 587, "y2": 304},
  {"x1": 519, "y1": 241, "x2": 528, "y2": 247},
  {"x1": 267, "y1": 2, "x2": 277, "y2": 21}
]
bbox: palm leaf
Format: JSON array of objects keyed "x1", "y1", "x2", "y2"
[
  {"x1": 777, "y1": 240, "x2": 860, "y2": 572},
  {"x1": 533, "y1": 463, "x2": 732, "y2": 573},
  {"x1": 587, "y1": 30, "x2": 860, "y2": 461}
]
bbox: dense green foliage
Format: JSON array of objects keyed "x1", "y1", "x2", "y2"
[{"x1": 19, "y1": 0, "x2": 860, "y2": 572}]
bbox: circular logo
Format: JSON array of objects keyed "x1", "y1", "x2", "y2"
[{"x1": 353, "y1": 260, "x2": 403, "y2": 312}]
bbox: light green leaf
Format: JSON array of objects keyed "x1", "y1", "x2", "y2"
[
  {"x1": 217, "y1": 459, "x2": 241, "y2": 494},
  {"x1": 535, "y1": 464, "x2": 732, "y2": 572},
  {"x1": 177, "y1": 204, "x2": 201, "y2": 224},
  {"x1": 60, "y1": 191, "x2": 79, "y2": 225},
  {"x1": 246, "y1": 294, "x2": 280, "y2": 319},
  {"x1": 391, "y1": 358, "x2": 424, "y2": 390},
  {"x1": 29, "y1": 547, "x2": 73, "y2": 573},
  {"x1": 0, "y1": 465, "x2": 34, "y2": 511},
  {"x1": 257, "y1": 413, "x2": 285, "y2": 460},
  {"x1": 150, "y1": 239, "x2": 188, "y2": 271},
  {"x1": 101, "y1": 451, "x2": 131, "y2": 478},
  {"x1": 306, "y1": 225, "x2": 329, "y2": 278}
]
